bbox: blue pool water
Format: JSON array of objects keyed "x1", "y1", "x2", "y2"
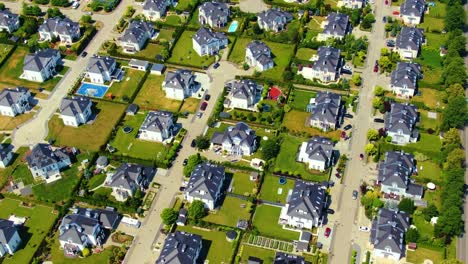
[
  {"x1": 228, "y1": 21, "x2": 239, "y2": 33},
  {"x1": 76, "y1": 82, "x2": 110, "y2": 98}
]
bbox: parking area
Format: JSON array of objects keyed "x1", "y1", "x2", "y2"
[{"x1": 192, "y1": 72, "x2": 211, "y2": 99}]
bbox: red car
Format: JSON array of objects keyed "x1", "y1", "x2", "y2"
[
  {"x1": 324, "y1": 227, "x2": 332, "y2": 238},
  {"x1": 374, "y1": 60, "x2": 379, "y2": 72},
  {"x1": 385, "y1": 0, "x2": 388, "y2": 4},
  {"x1": 200, "y1": 102, "x2": 208, "y2": 111},
  {"x1": 341, "y1": 131, "x2": 346, "y2": 139}
]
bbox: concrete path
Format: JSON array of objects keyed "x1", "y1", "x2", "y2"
[{"x1": 239, "y1": 0, "x2": 269, "y2": 13}]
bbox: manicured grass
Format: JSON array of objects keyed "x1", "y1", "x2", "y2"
[
  {"x1": 176, "y1": 225, "x2": 236, "y2": 263},
  {"x1": 295, "y1": 48, "x2": 317, "y2": 61},
  {"x1": 0, "y1": 43, "x2": 14, "y2": 64},
  {"x1": 47, "y1": 101, "x2": 126, "y2": 152},
  {"x1": 426, "y1": 2, "x2": 446, "y2": 18},
  {"x1": 416, "y1": 48, "x2": 443, "y2": 87},
  {"x1": 12, "y1": 164, "x2": 35, "y2": 185},
  {"x1": 308, "y1": 16, "x2": 324, "y2": 31},
  {"x1": 239, "y1": 244, "x2": 275, "y2": 263},
  {"x1": 0, "y1": 147, "x2": 27, "y2": 188},
  {"x1": 88, "y1": 173, "x2": 106, "y2": 189},
  {"x1": 289, "y1": 89, "x2": 317, "y2": 110},
  {"x1": 109, "y1": 113, "x2": 168, "y2": 160},
  {"x1": 228, "y1": 37, "x2": 251, "y2": 64},
  {"x1": 230, "y1": 170, "x2": 256, "y2": 196},
  {"x1": 259, "y1": 174, "x2": 294, "y2": 204},
  {"x1": 180, "y1": 97, "x2": 201, "y2": 113},
  {"x1": 164, "y1": 15, "x2": 183, "y2": 26},
  {"x1": 406, "y1": 246, "x2": 444, "y2": 264},
  {"x1": 417, "y1": 160, "x2": 442, "y2": 183},
  {"x1": 133, "y1": 43, "x2": 166, "y2": 61},
  {"x1": 204, "y1": 196, "x2": 252, "y2": 227},
  {"x1": 50, "y1": 236, "x2": 118, "y2": 264},
  {"x1": 168, "y1": 30, "x2": 215, "y2": 68},
  {"x1": 175, "y1": 0, "x2": 197, "y2": 11},
  {"x1": 283, "y1": 111, "x2": 341, "y2": 141},
  {"x1": 406, "y1": 133, "x2": 442, "y2": 155},
  {"x1": 107, "y1": 69, "x2": 146, "y2": 102},
  {"x1": 413, "y1": 214, "x2": 434, "y2": 240},
  {"x1": 424, "y1": 187, "x2": 442, "y2": 209},
  {"x1": 134, "y1": 74, "x2": 182, "y2": 112},
  {"x1": 419, "y1": 17, "x2": 445, "y2": 32},
  {"x1": 418, "y1": 109, "x2": 440, "y2": 131},
  {"x1": 157, "y1": 28, "x2": 175, "y2": 42},
  {"x1": 424, "y1": 33, "x2": 447, "y2": 52},
  {"x1": 411, "y1": 88, "x2": 443, "y2": 110},
  {"x1": 0, "y1": 112, "x2": 35, "y2": 131},
  {"x1": 0, "y1": 198, "x2": 57, "y2": 264},
  {"x1": 252, "y1": 205, "x2": 300, "y2": 241}
]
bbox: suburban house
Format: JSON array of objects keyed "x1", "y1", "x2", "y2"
[
  {"x1": 245, "y1": 40, "x2": 274, "y2": 72},
  {"x1": 297, "y1": 136, "x2": 335, "y2": 171},
  {"x1": 21, "y1": 48, "x2": 61, "y2": 83},
  {"x1": 400, "y1": 0, "x2": 426, "y2": 25},
  {"x1": 0, "y1": 87, "x2": 31, "y2": 117},
  {"x1": 257, "y1": 9, "x2": 293, "y2": 32},
  {"x1": 211, "y1": 122, "x2": 257, "y2": 156},
  {"x1": 274, "y1": 252, "x2": 308, "y2": 264},
  {"x1": 156, "y1": 231, "x2": 202, "y2": 264},
  {"x1": 298, "y1": 46, "x2": 341, "y2": 83},
  {"x1": 0, "y1": 9, "x2": 20, "y2": 33},
  {"x1": 59, "y1": 96, "x2": 93, "y2": 127},
  {"x1": 184, "y1": 162, "x2": 225, "y2": 210},
  {"x1": 390, "y1": 62, "x2": 422, "y2": 98},
  {"x1": 370, "y1": 209, "x2": 410, "y2": 261},
  {"x1": 119, "y1": 20, "x2": 156, "y2": 53},
  {"x1": 279, "y1": 180, "x2": 327, "y2": 229},
  {"x1": 337, "y1": 0, "x2": 364, "y2": 9},
  {"x1": 317, "y1": 13, "x2": 350, "y2": 41},
  {"x1": 385, "y1": 103, "x2": 419, "y2": 145},
  {"x1": 162, "y1": 69, "x2": 196, "y2": 100},
  {"x1": 378, "y1": 151, "x2": 423, "y2": 200},
  {"x1": 0, "y1": 145, "x2": 13, "y2": 168},
  {"x1": 198, "y1": 2, "x2": 230, "y2": 28},
  {"x1": 395, "y1": 27, "x2": 425, "y2": 59},
  {"x1": 224, "y1": 79, "x2": 263, "y2": 110},
  {"x1": 192, "y1": 26, "x2": 228, "y2": 56},
  {"x1": 38, "y1": 17, "x2": 81, "y2": 44},
  {"x1": 72, "y1": 207, "x2": 119, "y2": 229},
  {"x1": 138, "y1": 110, "x2": 174, "y2": 142},
  {"x1": 308, "y1": 91, "x2": 342, "y2": 131},
  {"x1": 129, "y1": 59, "x2": 149, "y2": 71},
  {"x1": 85, "y1": 55, "x2": 117, "y2": 84},
  {"x1": 0, "y1": 219, "x2": 21, "y2": 257},
  {"x1": 104, "y1": 163, "x2": 154, "y2": 201},
  {"x1": 142, "y1": 0, "x2": 173, "y2": 20},
  {"x1": 26, "y1": 143, "x2": 73, "y2": 182}
]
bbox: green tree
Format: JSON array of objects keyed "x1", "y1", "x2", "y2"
[
  {"x1": 435, "y1": 206, "x2": 463, "y2": 238},
  {"x1": 422, "y1": 204, "x2": 439, "y2": 222},
  {"x1": 364, "y1": 143, "x2": 377, "y2": 156},
  {"x1": 442, "y1": 96, "x2": 467, "y2": 130},
  {"x1": 444, "y1": 84, "x2": 465, "y2": 103},
  {"x1": 47, "y1": 7, "x2": 64, "y2": 18},
  {"x1": 183, "y1": 154, "x2": 205, "y2": 177},
  {"x1": 444, "y1": 148, "x2": 465, "y2": 169},
  {"x1": 81, "y1": 248, "x2": 90, "y2": 257},
  {"x1": 374, "y1": 86, "x2": 385, "y2": 96},
  {"x1": 22, "y1": 4, "x2": 42, "y2": 16},
  {"x1": 372, "y1": 97, "x2": 382, "y2": 109},
  {"x1": 351, "y1": 74, "x2": 362, "y2": 86},
  {"x1": 441, "y1": 259, "x2": 464, "y2": 264},
  {"x1": 443, "y1": 61, "x2": 467, "y2": 86},
  {"x1": 398, "y1": 198, "x2": 415, "y2": 214},
  {"x1": 378, "y1": 56, "x2": 392, "y2": 72},
  {"x1": 261, "y1": 137, "x2": 281, "y2": 161},
  {"x1": 81, "y1": 15, "x2": 93, "y2": 24},
  {"x1": 367, "y1": 129, "x2": 380, "y2": 141},
  {"x1": 160, "y1": 208, "x2": 178, "y2": 225},
  {"x1": 0, "y1": 3, "x2": 5, "y2": 10},
  {"x1": 51, "y1": 0, "x2": 69, "y2": 6},
  {"x1": 195, "y1": 136, "x2": 210, "y2": 150},
  {"x1": 252, "y1": 23, "x2": 263, "y2": 35},
  {"x1": 361, "y1": 13, "x2": 376, "y2": 29},
  {"x1": 442, "y1": 128, "x2": 461, "y2": 147},
  {"x1": 445, "y1": 4, "x2": 465, "y2": 31},
  {"x1": 405, "y1": 228, "x2": 420, "y2": 243},
  {"x1": 189, "y1": 200, "x2": 206, "y2": 220}
]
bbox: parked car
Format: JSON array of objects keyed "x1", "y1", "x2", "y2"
[
  {"x1": 359, "y1": 153, "x2": 364, "y2": 160},
  {"x1": 213, "y1": 62, "x2": 220, "y2": 69},
  {"x1": 344, "y1": 113, "x2": 353, "y2": 118},
  {"x1": 183, "y1": 159, "x2": 188, "y2": 166},
  {"x1": 385, "y1": 0, "x2": 388, "y2": 5},
  {"x1": 196, "y1": 112, "x2": 203, "y2": 118},
  {"x1": 200, "y1": 102, "x2": 208, "y2": 111},
  {"x1": 382, "y1": 16, "x2": 386, "y2": 22},
  {"x1": 324, "y1": 227, "x2": 332, "y2": 238},
  {"x1": 327, "y1": 208, "x2": 335, "y2": 214},
  {"x1": 72, "y1": 1, "x2": 80, "y2": 8},
  {"x1": 341, "y1": 131, "x2": 346, "y2": 139},
  {"x1": 204, "y1": 94, "x2": 211, "y2": 101},
  {"x1": 359, "y1": 226, "x2": 370, "y2": 232},
  {"x1": 344, "y1": 124, "x2": 352, "y2": 130},
  {"x1": 179, "y1": 186, "x2": 186, "y2": 192},
  {"x1": 374, "y1": 118, "x2": 385, "y2": 123},
  {"x1": 373, "y1": 60, "x2": 379, "y2": 72},
  {"x1": 352, "y1": 190, "x2": 358, "y2": 200},
  {"x1": 191, "y1": 139, "x2": 196, "y2": 148},
  {"x1": 386, "y1": 40, "x2": 395, "y2": 47},
  {"x1": 81, "y1": 51, "x2": 88, "y2": 57}
]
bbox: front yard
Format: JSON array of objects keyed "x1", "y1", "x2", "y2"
[
  {"x1": 289, "y1": 89, "x2": 317, "y2": 111},
  {"x1": 168, "y1": 30, "x2": 215, "y2": 68},
  {"x1": 203, "y1": 196, "x2": 252, "y2": 227},
  {"x1": 252, "y1": 204, "x2": 300, "y2": 241},
  {"x1": 0, "y1": 112, "x2": 35, "y2": 131},
  {"x1": 134, "y1": 74, "x2": 182, "y2": 112},
  {"x1": 259, "y1": 174, "x2": 295, "y2": 204},
  {"x1": 106, "y1": 69, "x2": 147, "y2": 102}
]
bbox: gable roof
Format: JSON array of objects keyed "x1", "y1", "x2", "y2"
[
  {"x1": 312, "y1": 46, "x2": 341, "y2": 73},
  {"x1": 323, "y1": 12, "x2": 349, "y2": 37},
  {"x1": 58, "y1": 214, "x2": 100, "y2": 246},
  {"x1": 143, "y1": 0, "x2": 170, "y2": 12},
  {"x1": 120, "y1": 20, "x2": 154, "y2": 44},
  {"x1": 0, "y1": 144, "x2": 12, "y2": 161},
  {"x1": 385, "y1": 103, "x2": 418, "y2": 136},
  {"x1": 303, "y1": 136, "x2": 334, "y2": 163},
  {"x1": 310, "y1": 91, "x2": 341, "y2": 124},
  {"x1": 0, "y1": 218, "x2": 18, "y2": 244},
  {"x1": 258, "y1": 9, "x2": 293, "y2": 28},
  {"x1": 370, "y1": 209, "x2": 410, "y2": 255},
  {"x1": 400, "y1": 0, "x2": 425, "y2": 18},
  {"x1": 0, "y1": 9, "x2": 19, "y2": 29},
  {"x1": 274, "y1": 252, "x2": 308, "y2": 264},
  {"x1": 396, "y1": 27, "x2": 425, "y2": 51},
  {"x1": 390, "y1": 62, "x2": 422, "y2": 90},
  {"x1": 60, "y1": 96, "x2": 92, "y2": 117},
  {"x1": 199, "y1": 2, "x2": 230, "y2": 23},
  {"x1": 286, "y1": 180, "x2": 326, "y2": 221},
  {"x1": 0, "y1": 87, "x2": 29, "y2": 107},
  {"x1": 226, "y1": 79, "x2": 259, "y2": 100},
  {"x1": 140, "y1": 110, "x2": 173, "y2": 133},
  {"x1": 26, "y1": 144, "x2": 70, "y2": 170},
  {"x1": 23, "y1": 48, "x2": 60, "y2": 72},
  {"x1": 86, "y1": 56, "x2": 116, "y2": 75},
  {"x1": 246, "y1": 40, "x2": 273, "y2": 66},
  {"x1": 378, "y1": 151, "x2": 415, "y2": 189},
  {"x1": 164, "y1": 69, "x2": 194, "y2": 91},
  {"x1": 39, "y1": 17, "x2": 80, "y2": 37},
  {"x1": 211, "y1": 122, "x2": 256, "y2": 147},
  {"x1": 192, "y1": 26, "x2": 227, "y2": 46},
  {"x1": 156, "y1": 231, "x2": 202, "y2": 264},
  {"x1": 105, "y1": 163, "x2": 152, "y2": 191},
  {"x1": 185, "y1": 162, "x2": 225, "y2": 202}
]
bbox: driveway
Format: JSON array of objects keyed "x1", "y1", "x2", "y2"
[{"x1": 239, "y1": 0, "x2": 269, "y2": 13}]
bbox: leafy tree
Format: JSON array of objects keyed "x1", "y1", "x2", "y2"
[
  {"x1": 361, "y1": 13, "x2": 375, "y2": 29},
  {"x1": 51, "y1": 0, "x2": 69, "y2": 6},
  {"x1": 367, "y1": 129, "x2": 380, "y2": 141},
  {"x1": 195, "y1": 136, "x2": 210, "y2": 150},
  {"x1": 81, "y1": 248, "x2": 90, "y2": 257},
  {"x1": 160, "y1": 208, "x2": 178, "y2": 225},
  {"x1": 183, "y1": 153, "x2": 205, "y2": 177},
  {"x1": 0, "y1": 3, "x2": 5, "y2": 10},
  {"x1": 372, "y1": 97, "x2": 382, "y2": 109},
  {"x1": 441, "y1": 259, "x2": 464, "y2": 264},
  {"x1": 444, "y1": 83, "x2": 465, "y2": 103},
  {"x1": 405, "y1": 228, "x2": 420, "y2": 243},
  {"x1": 47, "y1": 7, "x2": 64, "y2": 18},
  {"x1": 442, "y1": 128, "x2": 461, "y2": 148},
  {"x1": 252, "y1": 23, "x2": 263, "y2": 35},
  {"x1": 261, "y1": 137, "x2": 281, "y2": 161},
  {"x1": 398, "y1": 198, "x2": 415, "y2": 214},
  {"x1": 22, "y1": 4, "x2": 42, "y2": 16},
  {"x1": 443, "y1": 60, "x2": 467, "y2": 86},
  {"x1": 189, "y1": 200, "x2": 206, "y2": 220},
  {"x1": 364, "y1": 143, "x2": 377, "y2": 156},
  {"x1": 351, "y1": 74, "x2": 361, "y2": 86},
  {"x1": 435, "y1": 206, "x2": 463, "y2": 238},
  {"x1": 442, "y1": 96, "x2": 467, "y2": 130},
  {"x1": 422, "y1": 204, "x2": 439, "y2": 222},
  {"x1": 374, "y1": 86, "x2": 385, "y2": 96},
  {"x1": 445, "y1": 4, "x2": 465, "y2": 31},
  {"x1": 81, "y1": 15, "x2": 93, "y2": 24},
  {"x1": 444, "y1": 148, "x2": 465, "y2": 169}
]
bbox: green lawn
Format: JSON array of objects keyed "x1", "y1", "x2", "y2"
[
  {"x1": 12, "y1": 164, "x2": 35, "y2": 185},
  {"x1": 87, "y1": 173, "x2": 106, "y2": 190},
  {"x1": 282, "y1": 111, "x2": 342, "y2": 141},
  {"x1": 50, "y1": 236, "x2": 119, "y2": 264},
  {"x1": 406, "y1": 246, "x2": 444, "y2": 264},
  {"x1": 295, "y1": 48, "x2": 317, "y2": 61},
  {"x1": 252, "y1": 205, "x2": 300, "y2": 241},
  {"x1": 418, "y1": 109, "x2": 441, "y2": 131},
  {"x1": 134, "y1": 74, "x2": 182, "y2": 112},
  {"x1": 107, "y1": 69, "x2": 146, "y2": 102},
  {"x1": 132, "y1": 43, "x2": 166, "y2": 61},
  {"x1": 168, "y1": 30, "x2": 216, "y2": 68},
  {"x1": 229, "y1": 170, "x2": 257, "y2": 196},
  {"x1": 164, "y1": 15, "x2": 183, "y2": 26},
  {"x1": 176, "y1": 225, "x2": 236, "y2": 263},
  {"x1": 204, "y1": 196, "x2": 252, "y2": 227},
  {"x1": 175, "y1": 0, "x2": 197, "y2": 11},
  {"x1": 259, "y1": 174, "x2": 294, "y2": 204},
  {"x1": 426, "y1": 2, "x2": 446, "y2": 18},
  {"x1": 109, "y1": 113, "x2": 169, "y2": 160},
  {"x1": 228, "y1": 37, "x2": 251, "y2": 64},
  {"x1": 417, "y1": 160, "x2": 442, "y2": 183},
  {"x1": 411, "y1": 88, "x2": 443, "y2": 110},
  {"x1": 180, "y1": 97, "x2": 201, "y2": 113},
  {"x1": 424, "y1": 187, "x2": 442, "y2": 209},
  {"x1": 47, "y1": 101, "x2": 126, "y2": 152},
  {"x1": 416, "y1": 48, "x2": 443, "y2": 87},
  {"x1": 0, "y1": 43, "x2": 14, "y2": 64},
  {"x1": 0, "y1": 112, "x2": 35, "y2": 131},
  {"x1": 413, "y1": 214, "x2": 434, "y2": 240},
  {"x1": 238, "y1": 244, "x2": 275, "y2": 263},
  {"x1": 289, "y1": 89, "x2": 317, "y2": 110},
  {"x1": 157, "y1": 28, "x2": 175, "y2": 42},
  {"x1": 405, "y1": 133, "x2": 442, "y2": 157},
  {"x1": 0, "y1": 198, "x2": 57, "y2": 264},
  {"x1": 419, "y1": 17, "x2": 445, "y2": 32},
  {"x1": 424, "y1": 33, "x2": 447, "y2": 51},
  {"x1": 0, "y1": 147, "x2": 26, "y2": 188}
]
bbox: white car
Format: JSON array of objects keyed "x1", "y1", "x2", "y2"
[{"x1": 359, "y1": 226, "x2": 370, "y2": 232}]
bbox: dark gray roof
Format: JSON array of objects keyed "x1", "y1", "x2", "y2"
[
  {"x1": 385, "y1": 103, "x2": 418, "y2": 136},
  {"x1": 39, "y1": 17, "x2": 80, "y2": 37},
  {"x1": 310, "y1": 91, "x2": 341, "y2": 125},
  {"x1": 129, "y1": 59, "x2": 149, "y2": 68},
  {"x1": 140, "y1": 111, "x2": 173, "y2": 133},
  {"x1": 400, "y1": 0, "x2": 425, "y2": 18},
  {"x1": 407, "y1": 183, "x2": 424, "y2": 196},
  {"x1": 199, "y1": 2, "x2": 230, "y2": 25},
  {"x1": 120, "y1": 20, "x2": 154, "y2": 45},
  {"x1": 303, "y1": 136, "x2": 334, "y2": 163},
  {"x1": 0, "y1": 87, "x2": 29, "y2": 107},
  {"x1": 164, "y1": 69, "x2": 194, "y2": 91},
  {"x1": 75, "y1": 207, "x2": 119, "y2": 229},
  {"x1": 211, "y1": 122, "x2": 256, "y2": 148},
  {"x1": 105, "y1": 163, "x2": 153, "y2": 191},
  {"x1": 312, "y1": 46, "x2": 341, "y2": 73},
  {"x1": 26, "y1": 144, "x2": 70, "y2": 170},
  {"x1": 0, "y1": 218, "x2": 18, "y2": 244},
  {"x1": 246, "y1": 40, "x2": 273, "y2": 67},
  {"x1": 192, "y1": 26, "x2": 227, "y2": 46},
  {"x1": 286, "y1": 180, "x2": 326, "y2": 221},
  {"x1": 23, "y1": 49, "x2": 60, "y2": 72},
  {"x1": 248, "y1": 257, "x2": 263, "y2": 264},
  {"x1": 96, "y1": 156, "x2": 109, "y2": 166},
  {"x1": 274, "y1": 252, "x2": 308, "y2": 264},
  {"x1": 0, "y1": 9, "x2": 19, "y2": 29},
  {"x1": 378, "y1": 151, "x2": 415, "y2": 189},
  {"x1": 143, "y1": 0, "x2": 169, "y2": 12},
  {"x1": 370, "y1": 209, "x2": 410, "y2": 255},
  {"x1": 151, "y1": 63, "x2": 166, "y2": 72},
  {"x1": 0, "y1": 144, "x2": 12, "y2": 161},
  {"x1": 87, "y1": 56, "x2": 116, "y2": 75},
  {"x1": 156, "y1": 231, "x2": 202, "y2": 264},
  {"x1": 185, "y1": 162, "x2": 225, "y2": 202},
  {"x1": 226, "y1": 79, "x2": 259, "y2": 100},
  {"x1": 300, "y1": 231, "x2": 312, "y2": 242},
  {"x1": 390, "y1": 62, "x2": 422, "y2": 90},
  {"x1": 126, "y1": 103, "x2": 139, "y2": 114},
  {"x1": 323, "y1": 12, "x2": 349, "y2": 37},
  {"x1": 396, "y1": 27, "x2": 425, "y2": 51},
  {"x1": 258, "y1": 9, "x2": 293, "y2": 29},
  {"x1": 59, "y1": 96, "x2": 92, "y2": 117},
  {"x1": 59, "y1": 213, "x2": 101, "y2": 246}
]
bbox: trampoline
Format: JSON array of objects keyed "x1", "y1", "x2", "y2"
[
  {"x1": 279, "y1": 176, "x2": 287, "y2": 185},
  {"x1": 123, "y1": 126, "x2": 133, "y2": 134}
]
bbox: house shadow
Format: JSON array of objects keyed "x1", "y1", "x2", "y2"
[
  {"x1": 16, "y1": 225, "x2": 33, "y2": 252},
  {"x1": 196, "y1": 239, "x2": 212, "y2": 264},
  {"x1": 86, "y1": 104, "x2": 102, "y2": 124},
  {"x1": 191, "y1": 81, "x2": 202, "y2": 95},
  {"x1": 28, "y1": 97, "x2": 39, "y2": 109}
]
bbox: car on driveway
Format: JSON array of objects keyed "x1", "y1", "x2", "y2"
[
  {"x1": 179, "y1": 186, "x2": 186, "y2": 192},
  {"x1": 382, "y1": 16, "x2": 386, "y2": 22},
  {"x1": 324, "y1": 227, "x2": 332, "y2": 238},
  {"x1": 200, "y1": 102, "x2": 208, "y2": 111},
  {"x1": 386, "y1": 40, "x2": 395, "y2": 47},
  {"x1": 204, "y1": 94, "x2": 211, "y2": 101},
  {"x1": 196, "y1": 112, "x2": 203, "y2": 118},
  {"x1": 374, "y1": 118, "x2": 385, "y2": 123},
  {"x1": 183, "y1": 159, "x2": 188, "y2": 166},
  {"x1": 341, "y1": 131, "x2": 346, "y2": 139},
  {"x1": 352, "y1": 190, "x2": 359, "y2": 200},
  {"x1": 359, "y1": 226, "x2": 370, "y2": 232},
  {"x1": 373, "y1": 60, "x2": 379, "y2": 72},
  {"x1": 344, "y1": 124, "x2": 352, "y2": 130}
]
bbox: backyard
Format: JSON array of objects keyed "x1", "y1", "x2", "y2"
[
  {"x1": 416, "y1": 48, "x2": 443, "y2": 87},
  {"x1": 157, "y1": 28, "x2": 175, "y2": 42},
  {"x1": 259, "y1": 174, "x2": 295, "y2": 204},
  {"x1": 175, "y1": 0, "x2": 197, "y2": 11},
  {"x1": 106, "y1": 69, "x2": 147, "y2": 102},
  {"x1": 238, "y1": 244, "x2": 275, "y2": 263},
  {"x1": 406, "y1": 246, "x2": 444, "y2": 264},
  {"x1": 203, "y1": 196, "x2": 252, "y2": 227},
  {"x1": 134, "y1": 74, "x2": 182, "y2": 112},
  {"x1": 46, "y1": 100, "x2": 127, "y2": 151},
  {"x1": 252, "y1": 204, "x2": 300, "y2": 241},
  {"x1": 168, "y1": 30, "x2": 215, "y2": 68},
  {"x1": 229, "y1": 170, "x2": 257, "y2": 196},
  {"x1": 288, "y1": 89, "x2": 317, "y2": 111},
  {"x1": 411, "y1": 88, "x2": 443, "y2": 110},
  {"x1": 130, "y1": 43, "x2": 166, "y2": 61},
  {"x1": 418, "y1": 109, "x2": 441, "y2": 131},
  {"x1": 295, "y1": 48, "x2": 317, "y2": 61},
  {"x1": 50, "y1": 237, "x2": 120, "y2": 264},
  {"x1": 404, "y1": 133, "x2": 442, "y2": 159}
]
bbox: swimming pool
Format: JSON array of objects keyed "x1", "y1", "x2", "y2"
[
  {"x1": 228, "y1": 21, "x2": 239, "y2": 33},
  {"x1": 76, "y1": 82, "x2": 110, "y2": 98}
]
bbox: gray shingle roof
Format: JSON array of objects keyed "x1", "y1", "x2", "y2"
[
  {"x1": 87, "y1": 56, "x2": 116, "y2": 75},
  {"x1": 0, "y1": 144, "x2": 12, "y2": 161},
  {"x1": 185, "y1": 162, "x2": 225, "y2": 202},
  {"x1": 246, "y1": 40, "x2": 273, "y2": 67},
  {"x1": 257, "y1": 9, "x2": 293, "y2": 29},
  {"x1": 59, "y1": 214, "x2": 100, "y2": 246},
  {"x1": 129, "y1": 59, "x2": 149, "y2": 68},
  {"x1": 59, "y1": 96, "x2": 92, "y2": 117},
  {"x1": 303, "y1": 136, "x2": 334, "y2": 163},
  {"x1": 105, "y1": 163, "x2": 152, "y2": 191},
  {"x1": 0, "y1": 218, "x2": 18, "y2": 245},
  {"x1": 370, "y1": 209, "x2": 410, "y2": 256},
  {"x1": 323, "y1": 12, "x2": 350, "y2": 37},
  {"x1": 199, "y1": 2, "x2": 230, "y2": 25},
  {"x1": 385, "y1": 103, "x2": 418, "y2": 136},
  {"x1": 192, "y1": 26, "x2": 227, "y2": 46},
  {"x1": 226, "y1": 79, "x2": 259, "y2": 100},
  {"x1": 26, "y1": 144, "x2": 70, "y2": 170},
  {"x1": 286, "y1": 180, "x2": 326, "y2": 221},
  {"x1": 140, "y1": 110, "x2": 173, "y2": 133},
  {"x1": 396, "y1": 27, "x2": 425, "y2": 51},
  {"x1": 23, "y1": 48, "x2": 60, "y2": 72},
  {"x1": 156, "y1": 231, "x2": 202, "y2": 264},
  {"x1": 378, "y1": 151, "x2": 415, "y2": 189},
  {"x1": 0, "y1": 87, "x2": 29, "y2": 107},
  {"x1": 143, "y1": 0, "x2": 169, "y2": 12},
  {"x1": 0, "y1": 9, "x2": 19, "y2": 29},
  {"x1": 312, "y1": 46, "x2": 341, "y2": 73},
  {"x1": 400, "y1": 0, "x2": 425, "y2": 18},
  {"x1": 39, "y1": 17, "x2": 80, "y2": 38},
  {"x1": 274, "y1": 252, "x2": 308, "y2": 264},
  {"x1": 390, "y1": 62, "x2": 422, "y2": 90},
  {"x1": 74, "y1": 207, "x2": 119, "y2": 229},
  {"x1": 164, "y1": 69, "x2": 194, "y2": 91},
  {"x1": 310, "y1": 91, "x2": 341, "y2": 125},
  {"x1": 211, "y1": 122, "x2": 256, "y2": 147},
  {"x1": 120, "y1": 20, "x2": 154, "y2": 44}
]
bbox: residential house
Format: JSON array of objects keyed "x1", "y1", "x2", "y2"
[
  {"x1": 279, "y1": 180, "x2": 327, "y2": 229},
  {"x1": 58, "y1": 213, "x2": 104, "y2": 254},
  {"x1": 378, "y1": 151, "x2": 423, "y2": 200},
  {"x1": 274, "y1": 252, "x2": 309, "y2": 264},
  {"x1": 211, "y1": 122, "x2": 257, "y2": 156},
  {"x1": 151, "y1": 63, "x2": 166, "y2": 75},
  {"x1": 26, "y1": 143, "x2": 72, "y2": 181},
  {"x1": 0, "y1": 87, "x2": 31, "y2": 117},
  {"x1": 184, "y1": 162, "x2": 225, "y2": 210},
  {"x1": 0, "y1": 10, "x2": 19, "y2": 33},
  {"x1": 308, "y1": 91, "x2": 342, "y2": 131},
  {"x1": 337, "y1": 0, "x2": 365, "y2": 9},
  {"x1": 298, "y1": 46, "x2": 341, "y2": 83},
  {"x1": 0, "y1": 145, "x2": 13, "y2": 168},
  {"x1": 138, "y1": 110, "x2": 174, "y2": 142},
  {"x1": 143, "y1": 0, "x2": 172, "y2": 20},
  {"x1": 72, "y1": 207, "x2": 119, "y2": 229},
  {"x1": 385, "y1": 103, "x2": 419, "y2": 145},
  {"x1": 59, "y1": 96, "x2": 93, "y2": 127},
  {"x1": 395, "y1": 27, "x2": 425, "y2": 59},
  {"x1": 86, "y1": 56, "x2": 117, "y2": 84},
  {"x1": 119, "y1": 20, "x2": 156, "y2": 53},
  {"x1": 390, "y1": 62, "x2": 422, "y2": 98},
  {"x1": 257, "y1": 9, "x2": 293, "y2": 32},
  {"x1": 104, "y1": 163, "x2": 154, "y2": 201},
  {"x1": 39, "y1": 17, "x2": 81, "y2": 44},
  {"x1": 224, "y1": 79, "x2": 263, "y2": 110},
  {"x1": 129, "y1": 59, "x2": 149, "y2": 71},
  {"x1": 400, "y1": 0, "x2": 426, "y2": 25},
  {"x1": 245, "y1": 40, "x2": 274, "y2": 72},
  {"x1": 317, "y1": 13, "x2": 350, "y2": 41},
  {"x1": 156, "y1": 231, "x2": 202, "y2": 264},
  {"x1": 162, "y1": 69, "x2": 196, "y2": 100},
  {"x1": 297, "y1": 136, "x2": 334, "y2": 171},
  {"x1": 370, "y1": 209, "x2": 410, "y2": 261},
  {"x1": 21, "y1": 49, "x2": 61, "y2": 83},
  {"x1": 0, "y1": 219, "x2": 21, "y2": 257},
  {"x1": 192, "y1": 27, "x2": 228, "y2": 56},
  {"x1": 198, "y1": 2, "x2": 230, "y2": 28}
]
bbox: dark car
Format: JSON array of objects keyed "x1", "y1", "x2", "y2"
[
  {"x1": 352, "y1": 190, "x2": 359, "y2": 200},
  {"x1": 200, "y1": 102, "x2": 208, "y2": 111},
  {"x1": 191, "y1": 139, "x2": 196, "y2": 148},
  {"x1": 205, "y1": 94, "x2": 211, "y2": 101},
  {"x1": 324, "y1": 227, "x2": 332, "y2": 238},
  {"x1": 327, "y1": 208, "x2": 335, "y2": 214},
  {"x1": 382, "y1": 16, "x2": 387, "y2": 23},
  {"x1": 344, "y1": 124, "x2": 352, "y2": 130},
  {"x1": 183, "y1": 159, "x2": 188, "y2": 166},
  {"x1": 344, "y1": 113, "x2": 353, "y2": 118},
  {"x1": 374, "y1": 60, "x2": 379, "y2": 72},
  {"x1": 386, "y1": 40, "x2": 395, "y2": 47},
  {"x1": 374, "y1": 118, "x2": 385, "y2": 123},
  {"x1": 179, "y1": 186, "x2": 186, "y2": 192},
  {"x1": 81, "y1": 51, "x2": 88, "y2": 57},
  {"x1": 213, "y1": 62, "x2": 220, "y2": 69}
]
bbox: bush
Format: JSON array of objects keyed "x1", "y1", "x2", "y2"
[
  {"x1": 160, "y1": 208, "x2": 178, "y2": 225},
  {"x1": 81, "y1": 248, "x2": 90, "y2": 257}
]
